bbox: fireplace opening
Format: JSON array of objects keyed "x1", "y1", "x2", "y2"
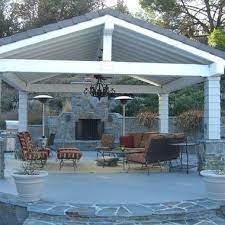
[{"x1": 75, "y1": 119, "x2": 104, "y2": 140}]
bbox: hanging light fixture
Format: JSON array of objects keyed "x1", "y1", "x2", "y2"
[{"x1": 84, "y1": 75, "x2": 116, "y2": 100}]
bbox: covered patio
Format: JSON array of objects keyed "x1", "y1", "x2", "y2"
[
  {"x1": 0, "y1": 9, "x2": 225, "y2": 168},
  {"x1": 1, "y1": 9, "x2": 225, "y2": 225}
]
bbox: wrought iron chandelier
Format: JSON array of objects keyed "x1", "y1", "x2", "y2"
[{"x1": 84, "y1": 75, "x2": 116, "y2": 100}]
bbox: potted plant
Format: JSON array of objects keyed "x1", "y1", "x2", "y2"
[
  {"x1": 200, "y1": 158, "x2": 225, "y2": 200},
  {"x1": 12, "y1": 160, "x2": 48, "y2": 202}
]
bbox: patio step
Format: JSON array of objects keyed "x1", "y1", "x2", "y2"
[{"x1": 23, "y1": 199, "x2": 225, "y2": 224}]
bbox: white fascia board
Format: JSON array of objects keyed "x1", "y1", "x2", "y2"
[
  {"x1": 27, "y1": 83, "x2": 162, "y2": 94},
  {"x1": 110, "y1": 16, "x2": 225, "y2": 65},
  {"x1": 0, "y1": 16, "x2": 107, "y2": 56},
  {"x1": 0, "y1": 59, "x2": 211, "y2": 77}
]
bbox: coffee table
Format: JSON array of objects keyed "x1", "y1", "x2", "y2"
[{"x1": 97, "y1": 149, "x2": 143, "y2": 171}]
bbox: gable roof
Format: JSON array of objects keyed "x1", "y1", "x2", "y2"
[{"x1": 0, "y1": 8, "x2": 225, "y2": 60}]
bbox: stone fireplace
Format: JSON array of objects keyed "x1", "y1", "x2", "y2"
[
  {"x1": 47, "y1": 93, "x2": 123, "y2": 150},
  {"x1": 75, "y1": 119, "x2": 104, "y2": 140}
]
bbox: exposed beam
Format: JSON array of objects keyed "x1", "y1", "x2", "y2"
[
  {"x1": 29, "y1": 74, "x2": 60, "y2": 84},
  {"x1": 163, "y1": 77, "x2": 204, "y2": 92},
  {"x1": 130, "y1": 75, "x2": 161, "y2": 86},
  {"x1": 0, "y1": 72, "x2": 27, "y2": 90},
  {"x1": 0, "y1": 59, "x2": 212, "y2": 77},
  {"x1": 27, "y1": 83, "x2": 162, "y2": 94}
]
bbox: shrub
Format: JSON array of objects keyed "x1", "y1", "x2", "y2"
[
  {"x1": 136, "y1": 109, "x2": 157, "y2": 129},
  {"x1": 177, "y1": 110, "x2": 203, "y2": 132}
]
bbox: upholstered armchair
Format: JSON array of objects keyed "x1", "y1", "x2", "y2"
[{"x1": 17, "y1": 132, "x2": 50, "y2": 164}]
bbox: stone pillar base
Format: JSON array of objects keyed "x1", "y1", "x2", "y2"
[{"x1": 199, "y1": 140, "x2": 225, "y2": 171}]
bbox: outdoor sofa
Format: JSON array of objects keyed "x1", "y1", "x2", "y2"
[{"x1": 120, "y1": 132, "x2": 185, "y2": 171}]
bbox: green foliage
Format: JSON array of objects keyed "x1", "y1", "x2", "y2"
[
  {"x1": 208, "y1": 28, "x2": 225, "y2": 51},
  {"x1": 169, "y1": 85, "x2": 204, "y2": 116},
  {"x1": 112, "y1": 95, "x2": 158, "y2": 116},
  {"x1": 113, "y1": 0, "x2": 129, "y2": 14},
  {"x1": 11, "y1": 0, "x2": 104, "y2": 30},
  {"x1": 0, "y1": 0, "x2": 20, "y2": 37}
]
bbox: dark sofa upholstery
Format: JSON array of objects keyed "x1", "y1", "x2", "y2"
[{"x1": 122, "y1": 132, "x2": 185, "y2": 168}]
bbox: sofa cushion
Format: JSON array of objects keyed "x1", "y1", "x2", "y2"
[
  {"x1": 140, "y1": 132, "x2": 159, "y2": 148},
  {"x1": 127, "y1": 153, "x2": 146, "y2": 164},
  {"x1": 120, "y1": 135, "x2": 134, "y2": 148},
  {"x1": 128, "y1": 133, "x2": 143, "y2": 148}
]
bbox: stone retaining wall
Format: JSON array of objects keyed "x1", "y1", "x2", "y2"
[{"x1": 0, "y1": 192, "x2": 224, "y2": 225}]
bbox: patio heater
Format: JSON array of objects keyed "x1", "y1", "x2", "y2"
[
  {"x1": 115, "y1": 96, "x2": 133, "y2": 136},
  {"x1": 33, "y1": 95, "x2": 53, "y2": 147}
]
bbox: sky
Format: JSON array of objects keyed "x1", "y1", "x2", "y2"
[{"x1": 105, "y1": 0, "x2": 141, "y2": 13}]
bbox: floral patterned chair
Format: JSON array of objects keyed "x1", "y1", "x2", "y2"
[{"x1": 17, "y1": 132, "x2": 50, "y2": 165}]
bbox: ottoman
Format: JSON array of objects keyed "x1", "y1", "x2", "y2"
[{"x1": 57, "y1": 148, "x2": 82, "y2": 171}]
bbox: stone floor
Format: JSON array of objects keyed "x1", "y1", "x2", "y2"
[
  {"x1": 3, "y1": 152, "x2": 225, "y2": 224},
  {"x1": 2, "y1": 152, "x2": 205, "y2": 204}
]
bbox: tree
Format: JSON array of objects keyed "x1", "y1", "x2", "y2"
[
  {"x1": 140, "y1": 0, "x2": 225, "y2": 39},
  {"x1": 113, "y1": 0, "x2": 129, "y2": 14},
  {"x1": 11, "y1": 0, "x2": 105, "y2": 30},
  {"x1": 0, "y1": 0, "x2": 20, "y2": 37},
  {"x1": 208, "y1": 27, "x2": 225, "y2": 50}
]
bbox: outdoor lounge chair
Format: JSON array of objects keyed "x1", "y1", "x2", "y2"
[{"x1": 17, "y1": 132, "x2": 50, "y2": 165}]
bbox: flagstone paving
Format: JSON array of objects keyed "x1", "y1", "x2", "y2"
[{"x1": 1, "y1": 192, "x2": 225, "y2": 225}]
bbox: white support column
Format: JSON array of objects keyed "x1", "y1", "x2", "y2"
[
  {"x1": 159, "y1": 93, "x2": 169, "y2": 133},
  {"x1": 18, "y1": 91, "x2": 28, "y2": 132},
  {"x1": 204, "y1": 76, "x2": 221, "y2": 140},
  {"x1": 102, "y1": 20, "x2": 114, "y2": 61}
]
